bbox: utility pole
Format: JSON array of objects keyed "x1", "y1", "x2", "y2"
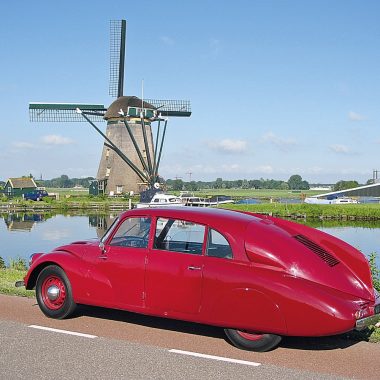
[{"x1": 186, "y1": 171, "x2": 193, "y2": 182}]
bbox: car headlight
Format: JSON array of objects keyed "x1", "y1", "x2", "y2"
[{"x1": 29, "y1": 253, "x2": 38, "y2": 266}]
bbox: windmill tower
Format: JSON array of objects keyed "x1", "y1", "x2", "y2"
[{"x1": 29, "y1": 20, "x2": 191, "y2": 194}]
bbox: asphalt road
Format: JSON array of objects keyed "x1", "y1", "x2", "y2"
[{"x1": 1, "y1": 294, "x2": 380, "y2": 379}]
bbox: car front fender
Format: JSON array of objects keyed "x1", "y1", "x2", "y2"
[{"x1": 24, "y1": 250, "x2": 87, "y2": 302}]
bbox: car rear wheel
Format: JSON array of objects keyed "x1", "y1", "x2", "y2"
[
  {"x1": 36, "y1": 265, "x2": 76, "y2": 319},
  {"x1": 224, "y1": 329, "x2": 282, "y2": 352}
]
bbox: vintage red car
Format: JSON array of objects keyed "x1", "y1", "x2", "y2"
[{"x1": 21, "y1": 207, "x2": 380, "y2": 352}]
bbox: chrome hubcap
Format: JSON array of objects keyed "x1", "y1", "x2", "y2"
[{"x1": 46, "y1": 285, "x2": 60, "y2": 301}]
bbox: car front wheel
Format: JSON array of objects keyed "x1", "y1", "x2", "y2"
[
  {"x1": 224, "y1": 329, "x2": 282, "y2": 352},
  {"x1": 36, "y1": 265, "x2": 76, "y2": 319}
]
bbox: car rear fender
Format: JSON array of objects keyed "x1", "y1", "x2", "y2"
[{"x1": 207, "y1": 286, "x2": 287, "y2": 334}]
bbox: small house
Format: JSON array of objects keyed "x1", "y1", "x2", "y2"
[
  {"x1": 3, "y1": 177, "x2": 37, "y2": 198},
  {"x1": 89, "y1": 179, "x2": 107, "y2": 196}
]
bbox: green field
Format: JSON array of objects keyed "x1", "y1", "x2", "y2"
[
  {"x1": 188, "y1": 188, "x2": 322, "y2": 199},
  {"x1": 47, "y1": 187, "x2": 90, "y2": 197}
]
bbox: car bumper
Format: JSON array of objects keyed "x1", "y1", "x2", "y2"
[
  {"x1": 355, "y1": 302, "x2": 380, "y2": 331},
  {"x1": 15, "y1": 280, "x2": 25, "y2": 288}
]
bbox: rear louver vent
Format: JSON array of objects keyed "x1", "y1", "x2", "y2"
[{"x1": 294, "y1": 235, "x2": 340, "y2": 267}]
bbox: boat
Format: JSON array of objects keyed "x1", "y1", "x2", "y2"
[
  {"x1": 179, "y1": 193, "x2": 234, "y2": 207},
  {"x1": 135, "y1": 193, "x2": 184, "y2": 208},
  {"x1": 332, "y1": 197, "x2": 359, "y2": 204},
  {"x1": 304, "y1": 197, "x2": 359, "y2": 205}
]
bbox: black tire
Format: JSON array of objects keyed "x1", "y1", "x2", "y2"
[
  {"x1": 224, "y1": 328, "x2": 282, "y2": 352},
  {"x1": 36, "y1": 265, "x2": 76, "y2": 319}
]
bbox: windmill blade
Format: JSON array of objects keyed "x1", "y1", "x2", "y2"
[
  {"x1": 109, "y1": 20, "x2": 126, "y2": 98},
  {"x1": 145, "y1": 99, "x2": 191, "y2": 117},
  {"x1": 29, "y1": 103, "x2": 107, "y2": 122}
]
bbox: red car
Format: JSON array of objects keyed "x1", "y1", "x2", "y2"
[{"x1": 21, "y1": 207, "x2": 380, "y2": 352}]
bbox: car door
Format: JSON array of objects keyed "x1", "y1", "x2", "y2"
[
  {"x1": 95, "y1": 216, "x2": 151, "y2": 309},
  {"x1": 145, "y1": 217, "x2": 206, "y2": 315}
]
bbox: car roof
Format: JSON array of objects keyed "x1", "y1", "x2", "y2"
[{"x1": 121, "y1": 207, "x2": 258, "y2": 228}]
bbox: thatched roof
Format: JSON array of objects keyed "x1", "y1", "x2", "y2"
[
  {"x1": 104, "y1": 96, "x2": 155, "y2": 120},
  {"x1": 7, "y1": 177, "x2": 37, "y2": 189}
]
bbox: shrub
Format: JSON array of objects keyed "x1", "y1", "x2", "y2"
[
  {"x1": 368, "y1": 252, "x2": 380, "y2": 292},
  {"x1": 8, "y1": 257, "x2": 28, "y2": 271},
  {"x1": 0, "y1": 256, "x2": 5, "y2": 269}
]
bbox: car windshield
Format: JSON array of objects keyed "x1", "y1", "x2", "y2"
[{"x1": 100, "y1": 216, "x2": 119, "y2": 243}]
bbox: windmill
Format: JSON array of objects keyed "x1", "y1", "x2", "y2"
[{"x1": 29, "y1": 20, "x2": 191, "y2": 195}]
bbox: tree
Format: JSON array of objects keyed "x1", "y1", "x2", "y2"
[
  {"x1": 172, "y1": 179, "x2": 184, "y2": 191},
  {"x1": 287, "y1": 175, "x2": 309, "y2": 190},
  {"x1": 214, "y1": 178, "x2": 224, "y2": 189},
  {"x1": 184, "y1": 181, "x2": 198, "y2": 191},
  {"x1": 333, "y1": 180, "x2": 359, "y2": 191},
  {"x1": 188, "y1": 181, "x2": 198, "y2": 191},
  {"x1": 288, "y1": 175, "x2": 301, "y2": 190}
]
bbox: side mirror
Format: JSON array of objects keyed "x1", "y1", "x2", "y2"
[{"x1": 99, "y1": 242, "x2": 106, "y2": 254}]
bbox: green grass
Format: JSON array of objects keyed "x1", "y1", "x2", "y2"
[
  {"x1": 221, "y1": 203, "x2": 380, "y2": 219},
  {"x1": 46, "y1": 187, "x2": 90, "y2": 196},
  {"x1": 0, "y1": 269, "x2": 34, "y2": 298}
]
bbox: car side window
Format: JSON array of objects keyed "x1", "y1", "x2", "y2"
[
  {"x1": 109, "y1": 217, "x2": 151, "y2": 248},
  {"x1": 206, "y1": 229, "x2": 233, "y2": 259},
  {"x1": 154, "y1": 218, "x2": 205, "y2": 255}
]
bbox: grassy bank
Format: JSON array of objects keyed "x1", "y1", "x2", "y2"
[
  {"x1": 0, "y1": 194, "x2": 134, "y2": 212},
  {"x1": 0, "y1": 269, "x2": 34, "y2": 298},
  {"x1": 222, "y1": 203, "x2": 380, "y2": 220}
]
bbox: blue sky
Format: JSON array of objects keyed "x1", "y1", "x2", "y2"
[{"x1": 1, "y1": 0, "x2": 379, "y2": 184}]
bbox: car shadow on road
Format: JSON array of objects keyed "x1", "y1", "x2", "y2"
[
  {"x1": 280, "y1": 335, "x2": 362, "y2": 351},
  {"x1": 73, "y1": 304, "x2": 226, "y2": 339},
  {"x1": 73, "y1": 304, "x2": 365, "y2": 351}
]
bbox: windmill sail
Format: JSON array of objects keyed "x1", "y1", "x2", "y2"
[
  {"x1": 145, "y1": 99, "x2": 191, "y2": 117},
  {"x1": 29, "y1": 103, "x2": 106, "y2": 122},
  {"x1": 109, "y1": 20, "x2": 126, "y2": 98}
]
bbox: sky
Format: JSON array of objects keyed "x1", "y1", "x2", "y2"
[{"x1": 1, "y1": 0, "x2": 379, "y2": 184}]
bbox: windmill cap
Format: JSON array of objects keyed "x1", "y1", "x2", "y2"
[{"x1": 104, "y1": 96, "x2": 156, "y2": 120}]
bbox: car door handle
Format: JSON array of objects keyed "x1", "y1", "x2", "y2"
[
  {"x1": 99, "y1": 255, "x2": 108, "y2": 260},
  {"x1": 188, "y1": 266, "x2": 201, "y2": 271}
]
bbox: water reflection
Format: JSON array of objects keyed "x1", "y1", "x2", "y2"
[
  {"x1": 4, "y1": 213, "x2": 45, "y2": 232},
  {"x1": 88, "y1": 214, "x2": 119, "y2": 238},
  {"x1": 0, "y1": 211, "x2": 379, "y2": 267}
]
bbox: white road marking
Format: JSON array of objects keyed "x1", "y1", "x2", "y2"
[
  {"x1": 28, "y1": 325, "x2": 97, "y2": 339},
  {"x1": 169, "y1": 349, "x2": 261, "y2": 367}
]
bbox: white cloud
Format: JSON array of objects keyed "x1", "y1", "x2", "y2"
[
  {"x1": 12, "y1": 141, "x2": 36, "y2": 149},
  {"x1": 329, "y1": 144, "x2": 356, "y2": 155},
  {"x1": 42, "y1": 229, "x2": 71, "y2": 241},
  {"x1": 41, "y1": 135, "x2": 74, "y2": 145},
  {"x1": 205, "y1": 138, "x2": 248, "y2": 154},
  {"x1": 260, "y1": 132, "x2": 297, "y2": 152},
  {"x1": 255, "y1": 165, "x2": 274, "y2": 174},
  {"x1": 160, "y1": 36, "x2": 175, "y2": 45},
  {"x1": 209, "y1": 38, "x2": 221, "y2": 55},
  {"x1": 348, "y1": 111, "x2": 366, "y2": 121},
  {"x1": 221, "y1": 163, "x2": 241, "y2": 172}
]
